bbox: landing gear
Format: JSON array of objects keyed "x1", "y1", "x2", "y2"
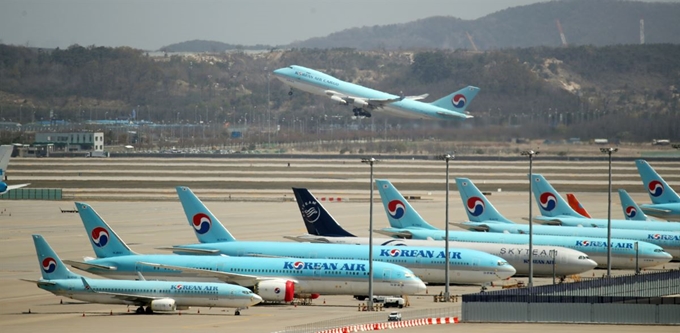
[
  {"x1": 145, "y1": 306, "x2": 154, "y2": 314},
  {"x1": 352, "y1": 107, "x2": 371, "y2": 118},
  {"x1": 235, "y1": 310, "x2": 241, "y2": 316},
  {"x1": 135, "y1": 306, "x2": 144, "y2": 314},
  {"x1": 288, "y1": 89, "x2": 293, "y2": 96}
]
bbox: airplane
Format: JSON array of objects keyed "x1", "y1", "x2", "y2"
[
  {"x1": 619, "y1": 189, "x2": 653, "y2": 221},
  {"x1": 567, "y1": 193, "x2": 592, "y2": 218},
  {"x1": 72, "y1": 202, "x2": 426, "y2": 301},
  {"x1": 529, "y1": 174, "x2": 680, "y2": 233},
  {"x1": 24, "y1": 235, "x2": 262, "y2": 315},
  {"x1": 0, "y1": 145, "x2": 30, "y2": 194},
  {"x1": 171, "y1": 186, "x2": 516, "y2": 285},
  {"x1": 374, "y1": 179, "x2": 672, "y2": 269},
  {"x1": 635, "y1": 159, "x2": 680, "y2": 221},
  {"x1": 272, "y1": 65, "x2": 480, "y2": 120},
  {"x1": 285, "y1": 187, "x2": 598, "y2": 277},
  {"x1": 455, "y1": 177, "x2": 680, "y2": 260}
]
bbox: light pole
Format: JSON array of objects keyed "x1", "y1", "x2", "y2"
[
  {"x1": 634, "y1": 241, "x2": 639, "y2": 275},
  {"x1": 600, "y1": 147, "x2": 618, "y2": 277},
  {"x1": 521, "y1": 149, "x2": 539, "y2": 287},
  {"x1": 438, "y1": 153, "x2": 454, "y2": 301},
  {"x1": 267, "y1": 71, "x2": 271, "y2": 147},
  {"x1": 361, "y1": 157, "x2": 378, "y2": 310}
]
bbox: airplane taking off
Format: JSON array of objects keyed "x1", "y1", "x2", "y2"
[
  {"x1": 374, "y1": 179, "x2": 672, "y2": 269},
  {"x1": 73, "y1": 202, "x2": 426, "y2": 300},
  {"x1": 286, "y1": 187, "x2": 598, "y2": 277},
  {"x1": 171, "y1": 186, "x2": 515, "y2": 285},
  {"x1": 272, "y1": 65, "x2": 480, "y2": 120},
  {"x1": 0, "y1": 145, "x2": 30, "y2": 194},
  {"x1": 635, "y1": 159, "x2": 680, "y2": 221},
  {"x1": 456, "y1": 177, "x2": 680, "y2": 260},
  {"x1": 24, "y1": 235, "x2": 261, "y2": 315},
  {"x1": 567, "y1": 193, "x2": 592, "y2": 218},
  {"x1": 529, "y1": 174, "x2": 680, "y2": 233}
]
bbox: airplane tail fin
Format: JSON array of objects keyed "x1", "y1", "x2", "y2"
[
  {"x1": 618, "y1": 189, "x2": 649, "y2": 221},
  {"x1": 635, "y1": 159, "x2": 680, "y2": 205},
  {"x1": 566, "y1": 193, "x2": 592, "y2": 218},
  {"x1": 530, "y1": 174, "x2": 586, "y2": 218},
  {"x1": 291, "y1": 187, "x2": 355, "y2": 237},
  {"x1": 75, "y1": 202, "x2": 137, "y2": 258},
  {"x1": 32, "y1": 234, "x2": 80, "y2": 280},
  {"x1": 455, "y1": 178, "x2": 514, "y2": 223},
  {"x1": 430, "y1": 86, "x2": 480, "y2": 113},
  {"x1": 375, "y1": 179, "x2": 439, "y2": 230},
  {"x1": 176, "y1": 186, "x2": 236, "y2": 243}
]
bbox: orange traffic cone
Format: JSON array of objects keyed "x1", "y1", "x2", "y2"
[
  {"x1": 82, "y1": 312, "x2": 85, "y2": 317},
  {"x1": 197, "y1": 309, "x2": 200, "y2": 314},
  {"x1": 110, "y1": 310, "x2": 113, "y2": 315},
  {"x1": 60, "y1": 299, "x2": 63, "y2": 304},
  {"x1": 323, "y1": 299, "x2": 326, "y2": 304}
]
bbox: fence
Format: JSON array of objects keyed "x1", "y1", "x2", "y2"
[
  {"x1": 462, "y1": 270, "x2": 680, "y2": 324},
  {"x1": 276, "y1": 306, "x2": 460, "y2": 333},
  {"x1": 0, "y1": 188, "x2": 62, "y2": 200}
]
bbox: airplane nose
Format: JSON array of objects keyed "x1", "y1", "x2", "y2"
[
  {"x1": 585, "y1": 259, "x2": 598, "y2": 269},
  {"x1": 497, "y1": 265, "x2": 517, "y2": 280},
  {"x1": 411, "y1": 279, "x2": 427, "y2": 294},
  {"x1": 250, "y1": 294, "x2": 263, "y2": 305}
]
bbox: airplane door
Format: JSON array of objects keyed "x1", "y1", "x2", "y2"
[
  {"x1": 382, "y1": 269, "x2": 391, "y2": 281},
  {"x1": 472, "y1": 258, "x2": 480, "y2": 267}
]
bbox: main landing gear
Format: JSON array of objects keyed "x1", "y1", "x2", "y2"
[
  {"x1": 235, "y1": 309, "x2": 241, "y2": 316},
  {"x1": 288, "y1": 89, "x2": 293, "y2": 96},
  {"x1": 134, "y1": 306, "x2": 153, "y2": 314},
  {"x1": 352, "y1": 107, "x2": 371, "y2": 118}
]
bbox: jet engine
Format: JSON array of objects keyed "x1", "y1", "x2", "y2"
[
  {"x1": 0, "y1": 183, "x2": 6, "y2": 193},
  {"x1": 150, "y1": 298, "x2": 177, "y2": 312},
  {"x1": 330, "y1": 95, "x2": 348, "y2": 105},
  {"x1": 353, "y1": 99, "x2": 368, "y2": 108},
  {"x1": 254, "y1": 280, "x2": 295, "y2": 302}
]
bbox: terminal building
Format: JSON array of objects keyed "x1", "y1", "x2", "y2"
[{"x1": 21, "y1": 131, "x2": 106, "y2": 157}]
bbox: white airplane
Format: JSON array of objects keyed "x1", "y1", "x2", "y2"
[
  {"x1": 24, "y1": 235, "x2": 262, "y2": 315},
  {"x1": 0, "y1": 145, "x2": 29, "y2": 194}
]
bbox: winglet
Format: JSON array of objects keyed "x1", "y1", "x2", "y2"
[{"x1": 81, "y1": 277, "x2": 94, "y2": 292}]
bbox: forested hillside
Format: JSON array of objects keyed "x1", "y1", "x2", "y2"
[
  {"x1": 288, "y1": 0, "x2": 680, "y2": 50},
  {"x1": 0, "y1": 43, "x2": 678, "y2": 142}
]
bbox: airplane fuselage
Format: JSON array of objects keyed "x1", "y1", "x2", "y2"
[{"x1": 534, "y1": 215, "x2": 680, "y2": 232}]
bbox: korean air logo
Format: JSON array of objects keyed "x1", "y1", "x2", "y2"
[
  {"x1": 175, "y1": 284, "x2": 183, "y2": 290},
  {"x1": 388, "y1": 249, "x2": 401, "y2": 257},
  {"x1": 451, "y1": 94, "x2": 466, "y2": 108},
  {"x1": 624, "y1": 206, "x2": 637, "y2": 218},
  {"x1": 651, "y1": 234, "x2": 661, "y2": 240},
  {"x1": 580, "y1": 240, "x2": 590, "y2": 246},
  {"x1": 648, "y1": 180, "x2": 664, "y2": 197},
  {"x1": 387, "y1": 200, "x2": 406, "y2": 219},
  {"x1": 42, "y1": 257, "x2": 57, "y2": 274},
  {"x1": 192, "y1": 213, "x2": 212, "y2": 234},
  {"x1": 293, "y1": 261, "x2": 304, "y2": 270},
  {"x1": 301, "y1": 201, "x2": 320, "y2": 223},
  {"x1": 539, "y1": 192, "x2": 557, "y2": 211},
  {"x1": 274, "y1": 287, "x2": 281, "y2": 294},
  {"x1": 91, "y1": 227, "x2": 110, "y2": 247},
  {"x1": 466, "y1": 197, "x2": 485, "y2": 216}
]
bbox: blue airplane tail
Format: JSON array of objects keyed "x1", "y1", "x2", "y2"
[
  {"x1": 430, "y1": 86, "x2": 480, "y2": 113},
  {"x1": 291, "y1": 187, "x2": 355, "y2": 237},
  {"x1": 529, "y1": 174, "x2": 586, "y2": 218},
  {"x1": 618, "y1": 189, "x2": 649, "y2": 221},
  {"x1": 375, "y1": 179, "x2": 438, "y2": 230},
  {"x1": 635, "y1": 159, "x2": 680, "y2": 205},
  {"x1": 176, "y1": 186, "x2": 236, "y2": 243},
  {"x1": 32, "y1": 234, "x2": 80, "y2": 280},
  {"x1": 75, "y1": 202, "x2": 136, "y2": 258},
  {"x1": 455, "y1": 178, "x2": 514, "y2": 223}
]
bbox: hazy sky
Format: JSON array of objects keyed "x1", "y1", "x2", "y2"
[{"x1": 1, "y1": 0, "x2": 677, "y2": 50}]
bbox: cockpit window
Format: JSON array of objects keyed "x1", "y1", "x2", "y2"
[
  {"x1": 578, "y1": 256, "x2": 591, "y2": 260},
  {"x1": 497, "y1": 261, "x2": 508, "y2": 266},
  {"x1": 654, "y1": 249, "x2": 665, "y2": 252},
  {"x1": 404, "y1": 272, "x2": 414, "y2": 278}
]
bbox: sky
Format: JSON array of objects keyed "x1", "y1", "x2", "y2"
[{"x1": 1, "y1": 0, "x2": 678, "y2": 50}]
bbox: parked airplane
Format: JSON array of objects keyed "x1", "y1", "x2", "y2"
[
  {"x1": 171, "y1": 186, "x2": 515, "y2": 285},
  {"x1": 24, "y1": 235, "x2": 261, "y2": 315},
  {"x1": 530, "y1": 174, "x2": 680, "y2": 233},
  {"x1": 272, "y1": 65, "x2": 479, "y2": 120},
  {"x1": 0, "y1": 145, "x2": 29, "y2": 194},
  {"x1": 456, "y1": 177, "x2": 680, "y2": 260},
  {"x1": 374, "y1": 179, "x2": 672, "y2": 269},
  {"x1": 285, "y1": 187, "x2": 598, "y2": 277},
  {"x1": 635, "y1": 159, "x2": 680, "y2": 221},
  {"x1": 567, "y1": 193, "x2": 592, "y2": 218},
  {"x1": 619, "y1": 189, "x2": 653, "y2": 221},
  {"x1": 71, "y1": 202, "x2": 425, "y2": 302}
]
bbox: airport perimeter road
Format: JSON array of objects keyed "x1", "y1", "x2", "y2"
[{"x1": 1, "y1": 198, "x2": 677, "y2": 333}]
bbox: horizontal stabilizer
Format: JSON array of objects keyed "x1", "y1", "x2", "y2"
[
  {"x1": 283, "y1": 235, "x2": 333, "y2": 243},
  {"x1": 405, "y1": 93, "x2": 429, "y2": 100},
  {"x1": 450, "y1": 222, "x2": 489, "y2": 232},
  {"x1": 156, "y1": 246, "x2": 221, "y2": 255},
  {"x1": 64, "y1": 259, "x2": 117, "y2": 271},
  {"x1": 7, "y1": 183, "x2": 30, "y2": 191},
  {"x1": 641, "y1": 207, "x2": 672, "y2": 214},
  {"x1": 20, "y1": 279, "x2": 57, "y2": 286},
  {"x1": 374, "y1": 229, "x2": 413, "y2": 239}
]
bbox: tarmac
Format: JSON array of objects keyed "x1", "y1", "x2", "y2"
[{"x1": 1, "y1": 158, "x2": 679, "y2": 332}]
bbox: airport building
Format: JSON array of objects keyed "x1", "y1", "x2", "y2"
[{"x1": 33, "y1": 131, "x2": 105, "y2": 152}]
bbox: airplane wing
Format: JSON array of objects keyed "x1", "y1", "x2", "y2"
[
  {"x1": 283, "y1": 235, "x2": 334, "y2": 243},
  {"x1": 324, "y1": 90, "x2": 403, "y2": 108},
  {"x1": 6, "y1": 183, "x2": 30, "y2": 191},
  {"x1": 136, "y1": 262, "x2": 294, "y2": 286},
  {"x1": 156, "y1": 246, "x2": 221, "y2": 255},
  {"x1": 64, "y1": 259, "x2": 118, "y2": 271},
  {"x1": 405, "y1": 93, "x2": 429, "y2": 101},
  {"x1": 373, "y1": 229, "x2": 414, "y2": 239},
  {"x1": 80, "y1": 277, "x2": 158, "y2": 305}
]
